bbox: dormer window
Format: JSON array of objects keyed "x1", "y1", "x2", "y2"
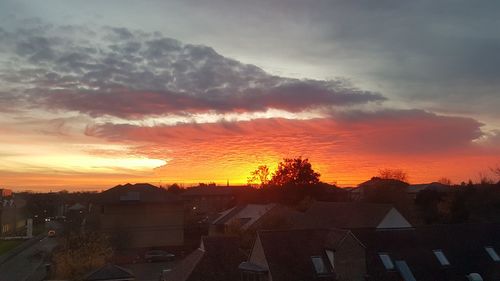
[
  {"x1": 311, "y1": 256, "x2": 331, "y2": 275},
  {"x1": 378, "y1": 253, "x2": 395, "y2": 270},
  {"x1": 485, "y1": 246, "x2": 500, "y2": 262},
  {"x1": 433, "y1": 250, "x2": 450, "y2": 266}
]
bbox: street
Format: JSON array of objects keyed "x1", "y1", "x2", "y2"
[
  {"x1": 0, "y1": 236, "x2": 57, "y2": 281},
  {"x1": 0, "y1": 221, "x2": 61, "y2": 281}
]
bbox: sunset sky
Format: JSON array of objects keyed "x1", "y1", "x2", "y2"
[{"x1": 1, "y1": 1, "x2": 499, "y2": 191}]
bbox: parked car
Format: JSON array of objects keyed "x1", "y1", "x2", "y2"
[{"x1": 144, "y1": 250, "x2": 175, "y2": 262}]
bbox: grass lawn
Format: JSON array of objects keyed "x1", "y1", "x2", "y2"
[{"x1": 0, "y1": 240, "x2": 24, "y2": 256}]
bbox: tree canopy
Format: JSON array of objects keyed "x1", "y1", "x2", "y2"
[
  {"x1": 247, "y1": 165, "x2": 271, "y2": 187},
  {"x1": 270, "y1": 157, "x2": 321, "y2": 186}
]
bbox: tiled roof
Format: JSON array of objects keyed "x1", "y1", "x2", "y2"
[
  {"x1": 353, "y1": 223, "x2": 500, "y2": 281},
  {"x1": 212, "y1": 204, "x2": 276, "y2": 229},
  {"x1": 166, "y1": 236, "x2": 247, "y2": 281},
  {"x1": 257, "y1": 228, "x2": 356, "y2": 281},
  {"x1": 294, "y1": 201, "x2": 397, "y2": 229},
  {"x1": 84, "y1": 264, "x2": 134, "y2": 281}
]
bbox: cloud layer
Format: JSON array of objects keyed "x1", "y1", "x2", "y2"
[
  {"x1": 0, "y1": 18, "x2": 499, "y2": 189},
  {"x1": 0, "y1": 25, "x2": 383, "y2": 119}
]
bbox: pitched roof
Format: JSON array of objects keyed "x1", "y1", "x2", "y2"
[
  {"x1": 212, "y1": 204, "x2": 276, "y2": 229},
  {"x1": 294, "y1": 201, "x2": 401, "y2": 229},
  {"x1": 84, "y1": 264, "x2": 134, "y2": 281},
  {"x1": 352, "y1": 223, "x2": 500, "y2": 281},
  {"x1": 98, "y1": 183, "x2": 180, "y2": 204},
  {"x1": 166, "y1": 236, "x2": 247, "y2": 281},
  {"x1": 257, "y1": 228, "x2": 359, "y2": 281}
]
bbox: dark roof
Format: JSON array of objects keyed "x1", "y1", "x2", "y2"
[
  {"x1": 98, "y1": 183, "x2": 180, "y2": 204},
  {"x1": 359, "y1": 177, "x2": 409, "y2": 188},
  {"x1": 84, "y1": 264, "x2": 134, "y2": 281},
  {"x1": 408, "y1": 182, "x2": 451, "y2": 193},
  {"x1": 257, "y1": 228, "x2": 359, "y2": 281},
  {"x1": 166, "y1": 236, "x2": 247, "y2": 281},
  {"x1": 181, "y1": 186, "x2": 249, "y2": 197},
  {"x1": 352, "y1": 223, "x2": 500, "y2": 281},
  {"x1": 294, "y1": 201, "x2": 397, "y2": 229}
]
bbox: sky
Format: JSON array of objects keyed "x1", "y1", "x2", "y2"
[{"x1": 0, "y1": 0, "x2": 499, "y2": 191}]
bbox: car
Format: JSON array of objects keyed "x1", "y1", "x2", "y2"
[
  {"x1": 144, "y1": 250, "x2": 175, "y2": 262},
  {"x1": 47, "y1": 230, "x2": 56, "y2": 237}
]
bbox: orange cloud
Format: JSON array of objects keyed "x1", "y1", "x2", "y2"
[{"x1": 84, "y1": 109, "x2": 500, "y2": 186}]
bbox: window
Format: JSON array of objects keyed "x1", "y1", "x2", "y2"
[
  {"x1": 433, "y1": 250, "x2": 450, "y2": 266},
  {"x1": 311, "y1": 256, "x2": 330, "y2": 274},
  {"x1": 378, "y1": 253, "x2": 395, "y2": 270},
  {"x1": 395, "y1": 260, "x2": 416, "y2": 281},
  {"x1": 485, "y1": 246, "x2": 500, "y2": 262},
  {"x1": 325, "y1": 250, "x2": 335, "y2": 270}
]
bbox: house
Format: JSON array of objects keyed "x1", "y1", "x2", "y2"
[
  {"x1": 240, "y1": 228, "x2": 366, "y2": 281},
  {"x1": 165, "y1": 236, "x2": 246, "y2": 281},
  {"x1": 210, "y1": 203, "x2": 277, "y2": 235},
  {"x1": 182, "y1": 186, "x2": 249, "y2": 217},
  {"x1": 0, "y1": 189, "x2": 27, "y2": 236},
  {"x1": 349, "y1": 177, "x2": 409, "y2": 201},
  {"x1": 294, "y1": 202, "x2": 412, "y2": 230},
  {"x1": 84, "y1": 264, "x2": 135, "y2": 281},
  {"x1": 352, "y1": 223, "x2": 500, "y2": 281},
  {"x1": 97, "y1": 183, "x2": 184, "y2": 249},
  {"x1": 407, "y1": 182, "x2": 451, "y2": 199}
]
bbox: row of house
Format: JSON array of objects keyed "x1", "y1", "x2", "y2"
[
  {"x1": 165, "y1": 199, "x2": 500, "y2": 281},
  {"x1": 91, "y1": 183, "x2": 249, "y2": 248},
  {"x1": 87, "y1": 183, "x2": 500, "y2": 280},
  {"x1": 166, "y1": 223, "x2": 500, "y2": 281}
]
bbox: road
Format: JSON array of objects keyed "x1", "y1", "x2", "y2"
[{"x1": 0, "y1": 222, "x2": 61, "y2": 281}]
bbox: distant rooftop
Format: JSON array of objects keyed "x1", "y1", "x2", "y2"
[
  {"x1": 98, "y1": 183, "x2": 180, "y2": 204},
  {"x1": 294, "y1": 201, "x2": 412, "y2": 229},
  {"x1": 181, "y1": 185, "x2": 250, "y2": 197}
]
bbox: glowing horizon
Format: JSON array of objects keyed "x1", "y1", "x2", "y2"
[{"x1": 1, "y1": 5, "x2": 500, "y2": 192}]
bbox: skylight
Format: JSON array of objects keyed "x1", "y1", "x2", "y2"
[
  {"x1": 395, "y1": 260, "x2": 417, "y2": 281},
  {"x1": 378, "y1": 253, "x2": 395, "y2": 270},
  {"x1": 311, "y1": 256, "x2": 330, "y2": 274},
  {"x1": 485, "y1": 246, "x2": 500, "y2": 262},
  {"x1": 433, "y1": 250, "x2": 450, "y2": 266}
]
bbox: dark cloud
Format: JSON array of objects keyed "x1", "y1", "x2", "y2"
[{"x1": 0, "y1": 24, "x2": 384, "y2": 118}]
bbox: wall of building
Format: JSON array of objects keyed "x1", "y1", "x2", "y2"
[
  {"x1": 335, "y1": 234, "x2": 367, "y2": 281},
  {"x1": 249, "y1": 236, "x2": 272, "y2": 281},
  {"x1": 377, "y1": 208, "x2": 412, "y2": 229},
  {"x1": 100, "y1": 202, "x2": 184, "y2": 248}
]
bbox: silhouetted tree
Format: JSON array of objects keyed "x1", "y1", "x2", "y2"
[
  {"x1": 247, "y1": 165, "x2": 271, "y2": 188},
  {"x1": 167, "y1": 183, "x2": 183, "y2": 194},
  {"x1": 270, "y1": 157, "x2": 320, "y2": 186},
  {"x1": 492, "y1": 166, "x2": 500, "y2": 179},
  {"x1": 378, "y1": 168, "x2": 409, "y2": 183},
  {"x1": 437, "y1": 177, "x2": 452, "y2": 185}
]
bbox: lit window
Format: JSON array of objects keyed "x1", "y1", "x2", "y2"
[
  {"x1": 433, "y1": 250, "x2": 450, "y2": 266},
  {"x1": 311, "y1": 256, "x2": 330, "y2": 274},
  {"x1": 485, "y1": 246, "x2": 500, "y2": 262},
  {"x1": 378, "y1": 253, "x2": 395, "y2": 270}
]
